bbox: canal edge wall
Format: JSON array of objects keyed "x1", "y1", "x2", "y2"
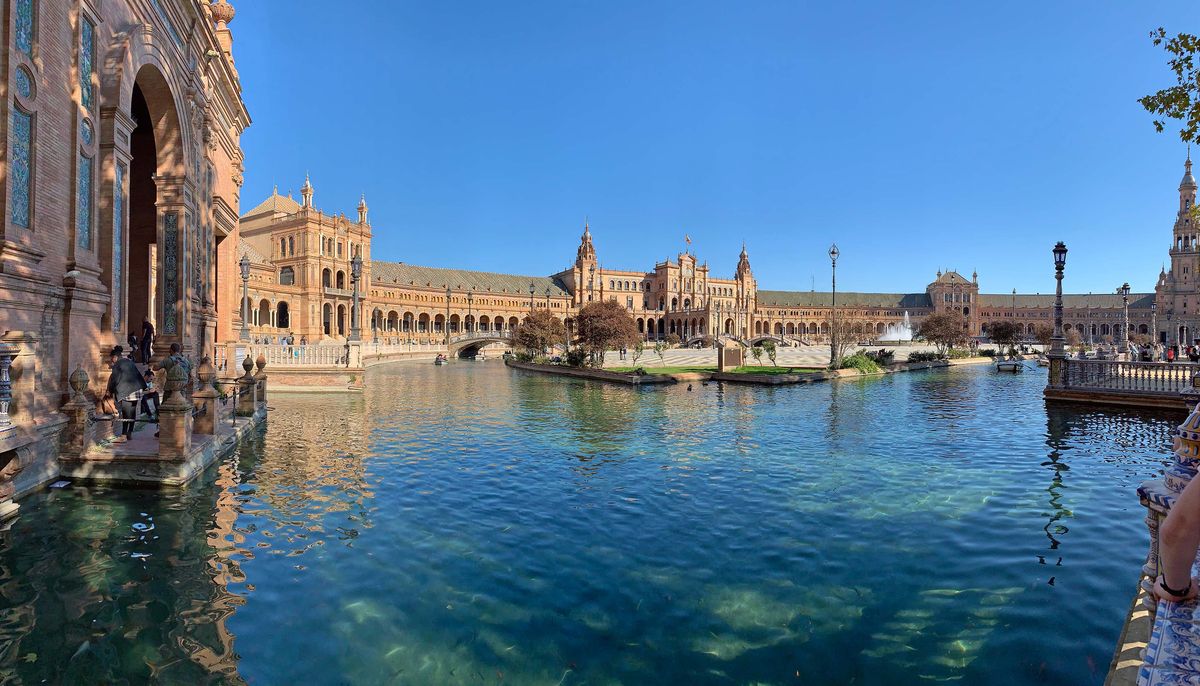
[{"x1": 506, "y1": 357, "x2": 1001, "y2": 386}]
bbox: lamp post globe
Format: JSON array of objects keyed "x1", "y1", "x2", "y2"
[{"x1": 1119, "y1": 282, "x2": 1131, "y2": 357}]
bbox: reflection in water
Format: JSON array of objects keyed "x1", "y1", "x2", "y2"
[{"x1": 0, "y1": 362, "x2": 1184, "y2": 685}]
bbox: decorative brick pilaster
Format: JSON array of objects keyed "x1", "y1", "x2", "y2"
[{"x1": 192, "y1": 357, "x2": 218, "y2": 435}]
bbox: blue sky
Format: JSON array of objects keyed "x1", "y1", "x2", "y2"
[{"x1": 233, "y1": 1, "x2": 1194, "y2": 295}]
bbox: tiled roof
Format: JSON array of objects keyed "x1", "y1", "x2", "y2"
[
  {"x1": 242, "y1": 190, "x2": 302, "y2": 218},
  {"x1": 934, "y1": 271, "x2": 973, "y2": 285},
  {"x1": 237, "y1": 239, "x2": 271, "y2": 265},
  {"x1": 371, "y1": 261, "x2": 571, "y2": 296},
  {"x1": 977, "y1": 293, "x2": 1155, "y2": 309},
  {"x1": 756, "y1": 290, "x2": 932, "y2": 309}
]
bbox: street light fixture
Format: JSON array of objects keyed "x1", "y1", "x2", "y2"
[
  {"x1": 588, "y1": 265, "x2": 595, "y2": 302},
  {"x1": 1050, "y1": 242, "x2": 1067, "y2": 362},
  {"x1": 545, "y1": 286, "x2": 551, "y2": 309},
  {"x1": 239, "y1": 254, "x2": 251, "y2": 342},
  {"x1": 467, "y1": 289, "x2": 474, "y2": 333},
  {"x1": 829, "y1": 243, "x2": 839, "y2": 367},
  {"x1": 1119, "y1": 282, "x2": 1131, "y2": 357},
  {"x1": 349, "y1": 251, "x2": 362, "y2": 342},
  {"x1": 445, "y1": 285, "x2": 452, "y2": 346},
  {"x1": 529, "y1": 281, "x2": 536, "y2": 311}
]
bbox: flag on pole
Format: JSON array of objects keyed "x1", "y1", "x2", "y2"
[{"x1": 685, "y1": 234, "x2": 691, "y2": 245}]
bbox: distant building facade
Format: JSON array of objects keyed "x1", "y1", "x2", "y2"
[{"x1": 236, "y1": 162, "x2": 1200, "y2": 350}]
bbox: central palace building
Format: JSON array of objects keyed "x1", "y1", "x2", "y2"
[{"x1": 233, "y1": 157, "x2": 1196, "y2": 350}]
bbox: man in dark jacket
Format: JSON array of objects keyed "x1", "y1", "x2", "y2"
[
  {"x1": 140, "y1": 318, "x2": 155, "y2": 364},
  {"x1": 105, "y1": 346, "x2": 147, "y2": 442}
]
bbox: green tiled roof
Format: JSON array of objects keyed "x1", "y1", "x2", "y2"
[
  {"x1": 977, "y1": 293, "x2": 1155, "y2": 309},
  {"x1": 371, "y1": 261, "x2": 570, "y2": 296},
  {"x1": 756, "y1": 290, "x2": 932, "y2": 308}
]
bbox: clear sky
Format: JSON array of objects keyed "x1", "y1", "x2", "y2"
[{"x1": 232, "y1": 1, "x2": 1195, "y2": 296}]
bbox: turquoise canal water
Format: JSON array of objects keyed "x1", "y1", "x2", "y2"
[{"x1": 0, "y1": 362, "x2": 1180, "y2": 684}]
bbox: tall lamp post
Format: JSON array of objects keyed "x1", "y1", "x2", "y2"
[
  {"x1": 239, "y1": 254, "x2": 250, "y2": 342},
  {"x1": 1152, "y1": 302, "x2": 1158, "y2": 348},
  {"x1": 529, "y1": 281, "x2": 536, "y2": 311},
  {"x1": 1119, "y1": 282, "x2": 1131, "y2": 357},
  {"x1": 467, "y1": 289, "x2": 474, "y2": 333},
  {"x1": 829, "y1": 244, "x2": 839, "y2": 367},
  {"x1": 349, "y1": 251, "x2": 362, "y2": 342},
  {"x1": 545, "y1": 287, "x2": 551, "y2": 309},
  {"x1": 1049, "y1": 242, "x2": 1068, "y2": 386},
  {"x1": 445, "y1": 286, "x2": 452, "y2": 346}
]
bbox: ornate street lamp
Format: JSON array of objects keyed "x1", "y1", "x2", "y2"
[
  {"x1": 349, "y1": 251, "x2": 362, "y2": 342},
  {"x1": 529, "y1": 281, "x2": 536, "y2": 311},
  {"x1": 588, "y1": 265, "x2": 595, "y2": 302},
  {"x1": 829, "y1": 243, "x2": 839, "y2": 367},
  {"x1": 1119, "y1": 282, "x2": 1131, "y2": 357},
  {"x1": 545, "y1": 286, "x2": 551, "y2": 309},
  {"x1": 239, "y1": 254, "x2": 251, "y2": 342},
  {"x1": 1168, "y1": 309, "x2": 1175, "y2": 349},
  {"x1": 445, "y1": 285, "x2": 452, "y2": 346},
  {"x1": 1152, "y1": 302, "x2": 1158, "y2": 347},
  {"x1": 1049, "y1": 242, "x2": 1067, "y2": 363},
  {"x1": 467, "y1": 289, "x2": 474, "y2": 333}
]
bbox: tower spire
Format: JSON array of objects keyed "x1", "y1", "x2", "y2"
[{"x1": 301, "y1": 172, "x2": 313, "y2": 208}]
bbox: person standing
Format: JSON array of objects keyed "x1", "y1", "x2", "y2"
[
  {"x1": 140, "y1": 317, "x2": 155, "y2": 363},
  {"x1": 105, "y1": 346, "x2": 147, "y2": 442}
]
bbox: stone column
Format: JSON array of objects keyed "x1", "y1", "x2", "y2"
[
  {"x1": 192, "y1": 357, "x2": 218, "y2": 435},
  {"x1": 237, "y1": 355, "x2": 256, "y2": 417},
  {"x1": 58, "y1": 365, "x2": 96, "y2": 459},
  {"x1": 157, "y1": 364, "x2": 193, "y2": 460}
]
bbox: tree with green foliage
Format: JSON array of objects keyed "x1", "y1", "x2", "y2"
[
  {"x1": 1140, "y1": 28, "x2": 1200, "y2": 148},
  {"x1": 762, "y1": 339, "x2": 778, "y2": 366},
  {"x1": 575, "y1": 300, "x2": 640, "y2": 366},
  {"x1": 664, "y1": 333, "x2": 681, "y2": 347},
  {"x1": 915, "y1": 312, "x2": 969, "y2": 357},
  {"x1": 1034, "y1": 324, "x2": 1054, "y2": 349},
  {"x1": 631, "y1": 341, "x2": 645, "y2": 367},
  {"x1": 750, "y1": 345, "x2": 763, "y2": 366},
  {"x1": 513, "y1": 309, "x2": 566, "y2": 359},
  {"x1": 653, "y1": 340, "x2": 667, "y2": 366},
  {"x1": 986, "y1": 320, "x2": 1021, "y2": 358}
]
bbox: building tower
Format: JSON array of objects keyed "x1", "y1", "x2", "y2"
[
  {"x1": 573, "y1": 220, "x2": 598, "y2": 306},
  {"x1": 1161, "y1": 153, "x2": 1199, "y2": 345},
  {"x1": 735, "y1": 243, "x2": 756, "y2": 338},
  {"x1": 357, "y1": 194, "x2": 368, "y2": 224},
  {"x1": 300, "y1": 173, "x2": 313, "y2": 209}
]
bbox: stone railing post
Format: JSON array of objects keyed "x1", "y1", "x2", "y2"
[
  {"x1": 237, "y1": 355, "x2": 256, "y2": 417},
  {"x1": 157, "y1": 364, "x2": 193, "y2": 460},
  {"x1": 254, "y1": 353, "x2": 267, "y2": 401},
  {"x1": 192, "y1": 357, "x2": 218, "y2": 435},
  {"x1": 58, "y1": 365, "x2": 96, "y2": 459},
  {"x1": 1138, "y1": 389, "x2": 1200, "y2": 610},
  {"x1": 350, "y1": 341, "x2": 363, "y2": 368}
]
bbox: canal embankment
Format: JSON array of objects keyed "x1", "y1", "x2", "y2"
[{"x1": 506, "y1": 355, "x2": 1003, "y2": 386}]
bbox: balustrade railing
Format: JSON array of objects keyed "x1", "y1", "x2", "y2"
[
  {"x1": 251, "y1": 343, "x2": 348, "y2": 367},
  {"x1": 1059, "y1": 358, "x2": 1200, "y2": 395},
  {"x1": 0, "y1": 342, "x2": 16, "y2": 431}
]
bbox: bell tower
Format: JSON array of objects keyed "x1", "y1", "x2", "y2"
[{"x1": 574, "y1": 220, "x2": 598, "y2": 306}]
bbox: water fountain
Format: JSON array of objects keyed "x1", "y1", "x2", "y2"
[{"x1": 879, "y1": 311, "x2": 914, "y2": 342}]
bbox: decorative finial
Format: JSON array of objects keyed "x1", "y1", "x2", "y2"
[{"x1": 211, "y1": 0, "x2": 235, "y2": 26}]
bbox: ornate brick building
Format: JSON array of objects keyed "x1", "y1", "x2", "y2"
[
  {"x1": 0, "y1": 0, "x2": 248, "y2": 495},
  {"x1": 234, "y1": 165, "x2": 1185, "y2": 352}
]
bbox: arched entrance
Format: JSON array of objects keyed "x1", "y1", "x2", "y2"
[{"x1": 123, "y1": 64, "x2": 185, "y2": 358}]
